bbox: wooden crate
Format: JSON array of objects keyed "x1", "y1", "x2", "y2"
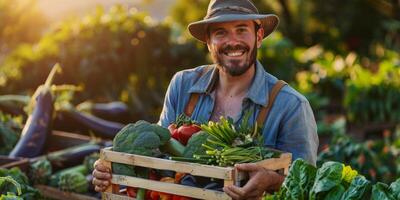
[
  {"x1": 100, "y1": 147, "x2": 291, "y2": 200},
  {"x1": 0, "y1": 156, "x2": 30, "y2": 173},
  {"x1": 35, "y1": 185, "x2": 99, "y2": 200}
]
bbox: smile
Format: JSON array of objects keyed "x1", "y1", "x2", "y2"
[{"x1": 224, "y1": 50, "x2": 246, "y2": 57}]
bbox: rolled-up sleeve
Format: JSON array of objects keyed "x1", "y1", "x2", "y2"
[{"x1": 276, "y1": 100, "x2": 319, "y2": 166}]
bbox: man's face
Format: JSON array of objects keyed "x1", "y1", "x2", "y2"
[{"x1": 207, "y1": 20, "x2": 264, "y2": 76}]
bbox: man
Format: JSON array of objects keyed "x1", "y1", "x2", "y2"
[{"x1": 93, "y1": 0, "x2": 318, "y2": 199}]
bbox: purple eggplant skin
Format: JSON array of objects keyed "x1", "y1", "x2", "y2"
[
  {"x1": 61, "y1": 109, "x2": 124, "y2": 138},
  {"x1": 78, "y1": 101, "x2": 131, "y2": 123},
  {"x1": 9, "y1": 91, "x2": 54, "y2": 158},
  {"x1": 44, "y1": 143, "x2": 101, "y2": 171},
  {"x1": 92, "y1": 102, "x2": 129, "y2": 117}
]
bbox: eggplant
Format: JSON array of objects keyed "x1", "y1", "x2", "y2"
[
  {"x1": 76, "y1": 101, "x2": 131, "y2": 123},
  {"x1": 9, "y1": 64, "x2": 61, "y2": 158},
  {"x1": 43, "y1": 143, "x2": 101, "y2": 170},
  {"x1": 60, "y1": 108, "x2": 124, "y2": 138},
  {"x1": 0, "y1": 95, "x2": 29, "y2": 116}
]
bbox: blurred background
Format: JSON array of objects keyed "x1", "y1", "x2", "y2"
[{"x1": 0, "y1": 0, "x2": 399, "y2": 184}]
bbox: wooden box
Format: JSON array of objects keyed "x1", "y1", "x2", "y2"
[{"x1": 100, "y1": 147, "x2": 291, "y2": 200}]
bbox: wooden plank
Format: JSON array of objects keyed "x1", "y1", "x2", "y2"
[
  {"x1": 256, "y1": 153, "x2": 292, "y2": 171},
  {"x1": 0, "y1": 156, "x2": 30, "y2": 173},
  {"x1": 102, "y1": 192, "x2": 135, "y2": 200},
  {"x1": 101, "y1": 148, "x2": 234, "y2": 180},
  {"x1": 35, "y1": 185, "x2": 99, "y2": 200},
  {"x1": 111, "y1": 174, "x2": 231, "y2": 200}
]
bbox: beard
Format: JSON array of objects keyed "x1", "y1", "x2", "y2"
[{"x1": 210, "y1": 40, "x2": 257, "y2": 76}]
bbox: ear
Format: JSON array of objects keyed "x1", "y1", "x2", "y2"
[
  {"x1": 206, "y1": 40, "x2": 212, "y2": 52},
  {"x1": 206, "y1": 36, "x2": 212, "y2": 51},
  {"x1": 256, "y1": 27, "x2": 264, "y2": 48}
]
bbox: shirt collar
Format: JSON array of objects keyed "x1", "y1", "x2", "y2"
[{"x1": 188, "y1": 61, "x2": 270, "y2": 107}]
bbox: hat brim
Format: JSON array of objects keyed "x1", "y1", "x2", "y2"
[{"x1": 188, "y1": 14, "x2": 279, "y2": 43}]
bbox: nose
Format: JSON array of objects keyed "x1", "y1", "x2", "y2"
[{"x1": 225, "y1": 31, "x2": 241, "y2": 45}]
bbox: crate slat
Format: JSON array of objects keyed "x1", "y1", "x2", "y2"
[
  {"x1": 257, "y1": 153, "x2": 292, "y2": 175},
  {"x1": 101, "y1": 147, "x2": 235, "y2": 180},
  {"x1": 35, "y1": 185, "x2": 99, "y2": 200},
  {"x1": 111, "y1": 174, "x2": 230, "y2": 200},
  {"x1": 102, "y1": 192, "x2": 135, "y2": 200}
]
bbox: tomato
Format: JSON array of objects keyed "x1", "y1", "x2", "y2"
[
  {"x1": 177, "y1": 124, "x2": 201, "y2": 145},
  {"x1": 126, "y1": 187, "x2": 137, "y2": 198},
  {"x1": 172, "y1": 195, "x2": 193, "y2": 200},
  {"x1": 159, "y1": 192, "x2": 172, "y2": 200},
  {"x1": 171, "y1": 129, "x2": 180, "y2": 141},
  {"x1": 150, "y1": 190, "x2": 160, "y2": 200}
]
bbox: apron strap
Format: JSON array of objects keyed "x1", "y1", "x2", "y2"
[{"x1": 256, "y1": 80, "x2": 287, "y2": 127}]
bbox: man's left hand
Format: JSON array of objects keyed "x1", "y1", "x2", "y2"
[{"x1": 223, "y1": 163, "x2": 284, "y2": 200}]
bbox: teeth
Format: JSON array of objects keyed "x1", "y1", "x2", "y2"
[{"x1": 226, "y1": 51, "x2": 244, "y2": 57}]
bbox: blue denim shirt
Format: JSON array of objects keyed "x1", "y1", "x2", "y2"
[{"x1": 158, "y1": 61, "x2": 319, "y2": 165}]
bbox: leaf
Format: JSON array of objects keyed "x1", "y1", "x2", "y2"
[
  {"x1": 281, "y1": 159, "x2": 317, "y2": 200},
  {"x1": 341, "y1": 175, "x2": 371, "y2": 200},
  {"x1": 309, "y1": 161, "x2": 343, "y2": 200}
]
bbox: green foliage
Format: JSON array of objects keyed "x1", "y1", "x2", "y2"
[
  {"x1": 344, "y1": 52, "x2": 400, "y2": 124},
  {"x1": 0, "y1": 116, "x2": 19, "y2": 155},
  {"x1": 58, "y1": 171, "x2": 88, "y2": 194},
  {"x1": 318, "y1": 132, "x2": 399, "y2": 183},
  {"x1": 182, "y1": 131, "x2": 209, "y2": 158},
  {"x1": 0, "y1": 167, "x2": 40, "y2": 200},
  {"x1": 0, "y1": 0, "x2": 47, "y2": 56},
  {"x1": 0, "y1": 5, "x2": 207, "y2": 121},
  {"x1": 278, "y1": 159, "x2": 317, "y2": 200},
  {"x1": 371, "y1": 179, "x2": 400, "y2": 200},
  {"x1": 29, "y1": 159, "x2": 52, "y2": 185},
  {"x1": 266, "y1": 159, "x2": 371, "y2": 200},
  {"x1": 83, "y1": 152, "x2": 100, "y2": 173}
]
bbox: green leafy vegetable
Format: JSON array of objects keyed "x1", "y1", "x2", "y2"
[{"x1": 29, "y1": 159, "x2": 52, "y2": 185}]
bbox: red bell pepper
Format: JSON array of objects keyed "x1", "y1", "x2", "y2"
[{"x1": 177, "y1": 124, "x2": 201, "y2": 145}]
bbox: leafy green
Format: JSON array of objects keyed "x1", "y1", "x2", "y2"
[
  {"x1": 371, "y1": 178, "x2": 400, "y2": 200},
  {"x1": 0, "y1": 168, "x2": 40, "y2": 200},
  {"x1": 309, "y1": 161, "x2": 344, "y2": 199},
  {"x1": 0, "y1": 120, "x2": 19, "y2": 155},
  {"x1": 340, "y1": 176, "x2": 371, "y2": 200},
  {"x1": 58, "y1": 171, "x2": 88, "y2": 194},
  {"x1": 279, "y1": 159, "x2": 317, "y2": 200},
  {"x1": 267, "y1": 159, "x2": 372, "y2": 200},
  {"x1": 83, "y1": 152, "x2": 100, "y2": 173},
  {"x1": 29, "y1": 159, "x2": 52, "y2": 185},
  {"x1": 183, "y1": 131, "x2": 209, "y2": 158}
]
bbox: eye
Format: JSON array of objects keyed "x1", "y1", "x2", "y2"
[
  {"x1": 237, "y1": 28, "x2": 248, "y2": 34},
  {"x1": 214, "y1": 30, "x2": 225, "y2": 36}
]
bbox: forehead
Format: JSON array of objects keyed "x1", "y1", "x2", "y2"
[{"x1": 208, "y1": 20, "x2": 254, "y2": 30}]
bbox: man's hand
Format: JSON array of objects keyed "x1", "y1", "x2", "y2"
[
  {"x1": 223, "y1": 163, "x2": 284, "y2": 200},
  {"x1": 92, "y1": 159, "x2": 112, "y2": 192}
]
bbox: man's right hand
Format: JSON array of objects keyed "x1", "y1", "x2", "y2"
[{"x1": 92, "y1": 159, "x2": 112, "y2": 192}]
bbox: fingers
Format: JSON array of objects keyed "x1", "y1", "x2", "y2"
[
  {"x1": 92, "y1": 169, "x2": 112, "y2": 180},
  {"x1": 223, "y1": 185, "x2": 245, "y2": 200},
  {"x1": 93, "y1": 177, "x2": 110, "y2": 192},
  {"x1": 92, "y1": 159, "x2": 112, "y2": 192},
  {"x1": 234, "y1": 163, "x2": 262, "y2": 172},
  {"x1": 223, "y1": 185, "x2": 261, "y2": 200},
  {"x1": 93, "y1": 160, "x2": 111, "y2": 173}
]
